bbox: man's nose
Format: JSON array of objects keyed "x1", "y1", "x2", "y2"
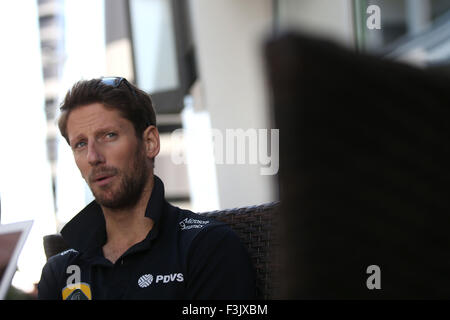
[{"x1": 87, "y1": 141, "x2": 105, "y2": 166}]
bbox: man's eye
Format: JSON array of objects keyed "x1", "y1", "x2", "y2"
[
  {"x1": 106, "y1": 132, "x2": 117, "y2": 139},
  {"x1": 74, "y1": 141, "x2": 87, "y2": 149}
]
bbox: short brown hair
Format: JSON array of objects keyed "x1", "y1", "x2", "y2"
[{"x1": 58, "y1": 77, "x2": 157, "y2": 145}]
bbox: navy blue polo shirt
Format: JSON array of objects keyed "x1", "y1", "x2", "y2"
[{"x1": 38, "y1": 176, "x2": 256, "y2": 300}]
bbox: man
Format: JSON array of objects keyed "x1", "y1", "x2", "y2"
[{"x1": 38, "y1": 77, "x2": 256, "y2": 300}]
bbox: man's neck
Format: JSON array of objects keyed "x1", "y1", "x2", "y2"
[{"x1": 101, "y1": 175, "x2": 155, "y2": 263}]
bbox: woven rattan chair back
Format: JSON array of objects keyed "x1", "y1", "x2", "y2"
[{"x1": 203, "y1": 202, "x2": 280, "y2": 299}]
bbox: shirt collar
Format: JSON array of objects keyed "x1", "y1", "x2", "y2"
[{"x1": 61, "y1": 175, "x2": 166, "y2": 253}]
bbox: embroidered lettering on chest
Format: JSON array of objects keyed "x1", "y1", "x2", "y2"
[{"x1": 179, "y1": 218, "x2": 209, "y2": 230}]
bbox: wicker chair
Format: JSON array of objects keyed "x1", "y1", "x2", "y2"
[
  {"x1": 43, "y1": 201, "x2": 280, "y2": 299},
  {"x1": 203, "y1": 202, "x2": 280, "y2": 299}
]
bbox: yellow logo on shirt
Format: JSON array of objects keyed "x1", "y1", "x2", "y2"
[{"x1": 62, "y1": 283, "x2": 92, "y2": 300}]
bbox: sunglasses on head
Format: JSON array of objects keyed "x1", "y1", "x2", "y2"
[
  {"x1": 100, "y1": 77, "x2": 137, "y2": 97},
  {"x1": 100, "y1": 77, "x2": 154, "y2": 128}
]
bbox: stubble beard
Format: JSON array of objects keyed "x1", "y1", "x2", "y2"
[{"x1": 88, "y1": 146, "x2": 150, "y2": 210}]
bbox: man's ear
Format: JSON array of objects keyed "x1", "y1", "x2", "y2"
[{"x1": 142, "y1": 125, "x2": 160, "y2": 160}]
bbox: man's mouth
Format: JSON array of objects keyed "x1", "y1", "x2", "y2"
[{"x1": 91, "y1": 173, "x2": 116, "y2": 186}]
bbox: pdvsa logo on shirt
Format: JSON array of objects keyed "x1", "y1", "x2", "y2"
[
  {"x1": 138, "y1": 273, "x2": 184, "y2": 288},
  {"x1": 138, "y1": 274, "x2": 154, "y2": 288}
]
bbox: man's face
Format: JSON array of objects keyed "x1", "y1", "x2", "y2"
[{"x1": 66, "y1": 103, "x2": 150, "y2": 209}]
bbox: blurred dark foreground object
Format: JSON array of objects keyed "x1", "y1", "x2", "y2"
[
  {"x1": 265, "y1": 32, "x2": 450, "y2": 299},
  {"x1": 5, "y1": 285, "x2": 36, "y2": 300},
  {"x1": 44, "y1": 202, "x2": 281, "y2": 300}
]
